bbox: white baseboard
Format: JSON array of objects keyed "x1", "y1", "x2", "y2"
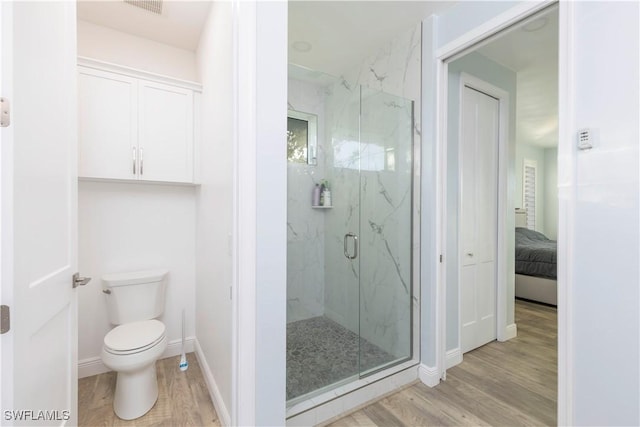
[
  {"x1": 194, "y1": 338, "x2": 231, "y2": 426},
  {"x1": 78, "y1": 356, "x2": 109, "y2": 379},
  {"x1": 418, "y1": 364, "x2": 440, "y2": 388},
  {"x1": 446, "y1": 348, "x2": 463, "y2": 369},
  {"x1": 78, "y1": 336, "x2": 196, "y2": 379},
  {"x1": 501, "y1": 323, "x2": 518, "y2": 341}
]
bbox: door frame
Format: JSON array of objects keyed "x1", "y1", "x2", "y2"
[
  {"x1": 456, "y1": 73, "x2": 511, "y2": 354},
  {"x1": 434, "y1": 0, "x2": 573, "y2": 425}
]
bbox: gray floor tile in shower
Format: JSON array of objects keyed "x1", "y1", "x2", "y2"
[{"x1": 287, "y1": 316, "x2": 397, "y2": 401}]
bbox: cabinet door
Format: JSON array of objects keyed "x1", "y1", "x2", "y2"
[
  {"x1": 138, "y1": 80, "x2": 194, "y2": 183},
  {"x1": 78, "y1": 67, "x2": 138, "y2": 179}
]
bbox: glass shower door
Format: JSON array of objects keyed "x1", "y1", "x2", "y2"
[
  {"x1": 286, "y1": 66, "x2": 414, "y2": 404},
  {"x1": 358, "y1": 87, "x2": 414, "y2": 376}
]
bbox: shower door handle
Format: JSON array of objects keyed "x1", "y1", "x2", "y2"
[{"x1": 343, "y1": 233, "x2": 358, "y2": 260}]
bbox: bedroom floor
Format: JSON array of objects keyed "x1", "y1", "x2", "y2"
[
  {"x1": 327, "y1": 299, "x2": 557, "y2": 426},
  {"x1": 78, "y1": 353, "x2": 220, "y2": 426}
]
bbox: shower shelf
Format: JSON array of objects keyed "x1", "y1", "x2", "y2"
[{"x1": 312, "y1": 205, "x2": 333, "y2": 209}]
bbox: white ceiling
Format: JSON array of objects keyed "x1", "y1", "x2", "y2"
[
  {"x1": 288, "y1": 1, "x2": 455, "y2": 77},
  {"x1": 77, "y1": 0, "x2": 211, "y2": 51},
  {"x1": 475, "y1": 7, "x2": 559, "y2": 148}
]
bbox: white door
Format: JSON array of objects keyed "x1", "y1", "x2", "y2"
[
  {"x1": 1, "y1": 2, "x2": 79, "y2": 425},
  {"x1": 78, "y1": 67, "x2": 138, "y2": 180},
  {"x1": 460, "y1": 85, "x2": 499, "y2": 354},
  {"x1": 138, "y1": 80, "x2": 193, "y2": 183}
]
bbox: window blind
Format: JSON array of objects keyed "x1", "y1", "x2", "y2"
[{"x1": 523, "y1": 161, "x2": 536, "y2": 230}]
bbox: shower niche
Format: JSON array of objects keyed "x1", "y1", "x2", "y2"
[{"x1": 286, "y1": 64, "x2": 415, "y2": 406}]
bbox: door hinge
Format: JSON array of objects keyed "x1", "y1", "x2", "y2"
[
  {"x1": 0, "y1": 98, "x2": 10, "y2": 127},
  {"x1": 1, "y1": 305, "x2": 10, "y2": 334},
  {"x1": 440, "y1": 254, "x2": 443, "y2": 263},
  {"x1": 72, "y1": 272, "x2": 92, "y2": 289}
]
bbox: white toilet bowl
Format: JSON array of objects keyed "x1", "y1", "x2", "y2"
[{"x1": 101, "y1": 319, "x2": 168, "y2": 420}]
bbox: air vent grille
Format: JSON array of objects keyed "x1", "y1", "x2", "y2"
[{"x1": 124, "y1": 0, "x2": 163, "y2": 15}]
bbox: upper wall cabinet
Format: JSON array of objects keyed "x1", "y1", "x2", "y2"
[{"x1": 78, "y1": 58, "x2": 201, "y2": 184}]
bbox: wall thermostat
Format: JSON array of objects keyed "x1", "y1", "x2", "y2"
[{"x1": 577, "y1": 128, "x2": 593, "y2": 150}]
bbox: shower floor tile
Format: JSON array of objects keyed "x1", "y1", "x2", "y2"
[{"x1": 287, "y1": 316, "x2": 396, "y2": 401}]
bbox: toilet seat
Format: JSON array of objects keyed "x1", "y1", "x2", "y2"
[{"x1": 104, "y1": 319, "x2": 166, "y2": 355}]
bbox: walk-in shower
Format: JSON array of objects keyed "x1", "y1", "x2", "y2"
[{"x1": 286, "y1": 64, "x2": 415, "y2": 405}]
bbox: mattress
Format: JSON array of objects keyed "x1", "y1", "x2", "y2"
[{"x1": 515, "y1": 227, "x2": 557, "y2": 279}]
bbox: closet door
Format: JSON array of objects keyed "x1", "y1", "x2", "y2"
[
  {"x1": 138, "y1": 80, "x2": 194, "y2": 183},
  {"x1": 460, "y1": 85, "x2": 499, "y2": 353},
  {"x1": 78, "y1": 67, "x2": 138, "y2": 180}
]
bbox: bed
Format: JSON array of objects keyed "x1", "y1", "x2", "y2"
[{"x1": 515, "y1": 226, "x2": 557, "y2": 306}]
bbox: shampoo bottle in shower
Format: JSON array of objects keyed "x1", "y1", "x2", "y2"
[
  {"x1": 312, "y1": 184, "x2": 321, "y2": 206},
  {"x1": 322, "y1": 181, "x2": 331, "y2": 207}
]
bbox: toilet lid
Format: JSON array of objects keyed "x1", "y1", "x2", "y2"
[{"x1": 104, "y1": 320, "x2": 165, "y2": 352}]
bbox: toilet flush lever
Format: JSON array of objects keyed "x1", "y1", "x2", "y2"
[{"x1": 72, "y1": 272, "x2": 92, "y2": 289}]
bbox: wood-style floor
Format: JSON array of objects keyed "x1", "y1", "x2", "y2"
[
  {"x1": 79, "y1": 301, "x2": 555, "y2": 426},
  {"x1": 78, "y1": 353, "x2": 220, "y2": 426},
  {"x1": 327, "y1": 299, "x2": 557, "y2": 426}
]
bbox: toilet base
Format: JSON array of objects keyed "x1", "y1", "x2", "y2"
[{"x1": 113, "y1": 362, "x2": 159, "y2": 420}]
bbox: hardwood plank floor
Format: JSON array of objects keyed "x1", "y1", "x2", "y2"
[
  {"x1": 78, "y1": 353, "x2": 220, "y2": 426},
  {"x1": 326, "y1": 300, "x2": 557, "y2": 427}
]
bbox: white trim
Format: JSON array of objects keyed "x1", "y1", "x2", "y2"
[
  {"x1": 557, "y1": 2, "x2": 574, "y2": 425},
  {"x1": 77, "y1": 56, "x2": 202, "y2": 92},
  {"x1": 501, "y1": 323, "x2": 518, "y2": 342},
  {"x1": 232, "y1": 0, "x2": 257, "y2": 425},
  {"x1": 434, "y1": 14, "x2": 447, "y2": 383},
  {"x1": 77, "y1": 357, "x2": 106, "y2": 379},
  {"x1": 445, "y1": 348, "x2": 463, "y2": 369},
  {"x1": 78, "y1": 337, "x2": 196, "y2": 379},
  {"x1": 456, "y1": 73, "x2": 511, "y2": 353},
  {"x1": 194, "y1": 339, "x2": 232, "y2": 427},
  {"x1": 418, "y1": 364, "x2": 440, "y2": 388},
  {"x1": 436, "y1": 1, "x2": 553, "y2": 59}
]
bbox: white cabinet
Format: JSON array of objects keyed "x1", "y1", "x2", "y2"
[{"x1": 78, "y1": 60, "x2": 200, "y2": 184}]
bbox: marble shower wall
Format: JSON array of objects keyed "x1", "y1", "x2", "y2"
[
  {"x1": 287, "y1": 76, "x2": 330, "y2": 323},
  {"x1": 323, "y1": 24, "x2": 421, "y2": 360}
]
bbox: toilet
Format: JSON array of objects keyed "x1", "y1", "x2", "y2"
[{"x1": 100, "y1": 269, "x2": 169, "y2": 420}]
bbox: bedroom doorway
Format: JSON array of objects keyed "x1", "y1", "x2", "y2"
[{"x1": 444, "y1": 2, "x2": 559, "y2": 372}]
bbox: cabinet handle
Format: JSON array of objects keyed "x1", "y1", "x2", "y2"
[
  {"x1": 140, "y1": 148, "x2": 144, "y2": 175},
  {"x1": 132, "y1": 147, "x2": 137, "y2": 175}
]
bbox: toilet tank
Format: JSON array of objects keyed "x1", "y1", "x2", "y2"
[{"x1": 102, "y1": 269, "x2": 168, "y2": 325}]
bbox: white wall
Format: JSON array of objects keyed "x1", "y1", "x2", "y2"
[
  {"x1": 77, "y1": 20, "x2": 197, "y2": 82},
  {"x1": 76, "y1": 21, "x2": 199, "y2": 367},
  {"x1": 78, "y1": 182, "x2": 196, "y2": 361},
  {"x1": 569, "y1": 2, "x2": 639, "y2": 424},
  {"x1": 254, "y1": 2, "x2": 288, "y2": 424},
  {"x1": 194, "y1": 2, "x2": 234, "y2": 424}
]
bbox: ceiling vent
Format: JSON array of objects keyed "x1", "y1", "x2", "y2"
[{"x1": 123, "y1": 0, "x2": 163, "y2": 15}]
